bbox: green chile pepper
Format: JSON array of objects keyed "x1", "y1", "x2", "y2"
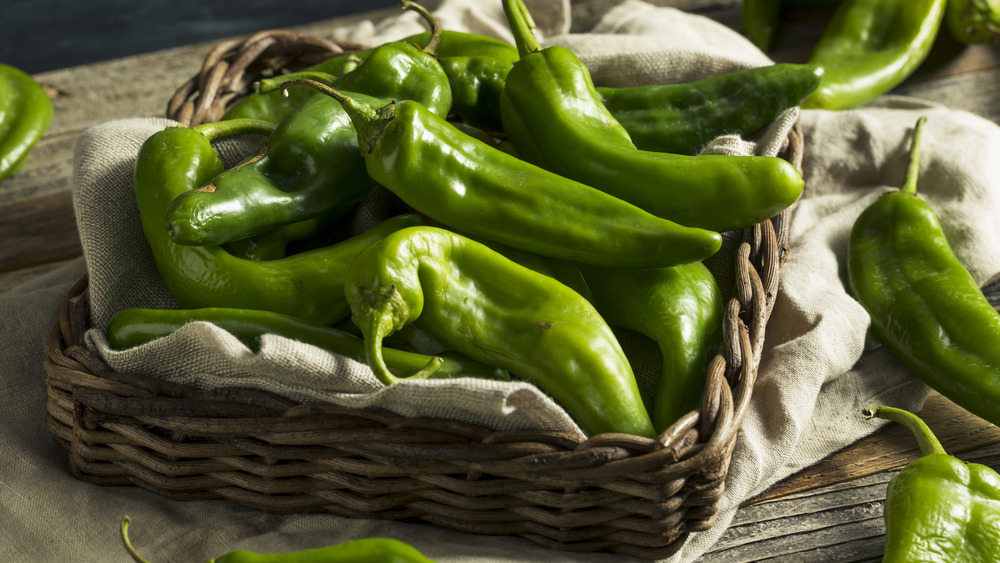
[
  {"x1": 439, "y1": 55, "x2": 511, "y2": 132},
  {"x1": 847, "y1": 117, "x2": 1000, "y2": 429},
  {"x1": 802, "y1": 0, "x2": 947, "y2": 110},
  {"x1": 344, "y1": 225, "x2": 656, "y2": 438},
  {"x1": 121, "y1": 517, "x2": 436, "y2": 563},
  {"x1": 946, "y1": 0, "x2": 1000, "y2": 44},
  {"x1": 580, "y1": 262, "x2": 723, "y2": 433},
  {"x1": 499, "y1": 0, "x2": 804, "y2": 234},
  {"x1": 596, "y1": 63, "x2": 823, "y2": 156},
  {"x1": 284, "y1": 79, "x2": 721, "y2": 268},
  {"x1": 863, "y1": 406, "x2": 1000, "y2": 562},
  {"x1": 0, "y1": 63, "x2": 53, "y2": 182},
  {"x1": 106, "y1": 307, "x2": 509, "y2": 382},
  {"x1": 166, "y1": 2, "x2": 451, "y2": 248},
  {"x1": 134, "y1": 118, "x2": 422, "y2": 325},
  {"x1": 742, "y1": 0, "x2": 781, "y2": 52}
]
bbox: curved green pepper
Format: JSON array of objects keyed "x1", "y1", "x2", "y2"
[
  {"x1": 580, "y1": 262, "x2": 723, "y2": 433},
  {"x1": 284, "y1": 80, "x2": 721, "y2": 268},
  {"x1": 946, "y1": 0, "x2": 1000, "y2": 44},
  {"x1": 121, "y1": 517, "x2": 437, "y2": 563},
  {"x1": 165, "y1": 2, "x2": 451, "y2": 248},
  {"x1": 344, "y1": 225, "x2": 656, "y2": 438},
  {"x1": 439, "y1": 55, "x2": 511, "y2": 132},
  {"x1": 133, "y1": 118, "x2": 422, "y2": 325},
  {"x1": 499, "y1": 0, "x2": 804, "y2": 233},
  {"x1": 802, "y1": 0, "x2": 947, "y2": 110},
  {"x1": 864, "y1": 406, "x2": 1000, "y2": 562},
  {"x1": 847, "y1": 117, "x2": 1000, "y2": 429},
  {"x1": 596, "y1": 63, "x2": 823, "y2": 156},
  {"x1": 106, "y1": 307, "x2": 509, "y2": 382},
  {"x1": 0, "y1": 63, "x2": 53, "y2": 182}
]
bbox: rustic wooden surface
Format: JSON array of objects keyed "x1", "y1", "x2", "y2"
[{"x1": 2, "y1": 1, "x2": 999, "y2": 561}]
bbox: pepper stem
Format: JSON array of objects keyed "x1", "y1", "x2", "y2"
[
  {"x1": 357, "y1": 285, "x2": 442, "y2": 385},
  {"x1": 254, "y1": 70, "x2": 338, "y2": 95},
  {"x1": 863, "y1": 405, "x2": 947, "y2": 457},
  {"x1": 192, "y1": 118, "x2": 275, "y2": 142},
  {"x1": 502, "y1": 0, "x2": 542, "y2": 57},
  {"x1": 399, "y1": 0, "x2": 442, "y2": 55},
  {"x1": 280, "y1": 79, "x2": 390, "y2": 155},
  {"x1": 900, "y1": 116, "x2": 927, "y2": 195},
  {"x1": 120, "y1": 517, "x2": 153, "y2": 563}
]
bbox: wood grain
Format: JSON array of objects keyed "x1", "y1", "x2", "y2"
[{"x1": 0, "y1": 192, "x2": 81, "y2": 274}]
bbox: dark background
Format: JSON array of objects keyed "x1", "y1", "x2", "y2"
[{"x1": 1, "y1": 0, "x2": 399, "y2": 73}]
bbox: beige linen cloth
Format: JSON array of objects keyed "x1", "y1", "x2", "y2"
[{"x1": 4, "y1": 1, "x2": 1000, "y2": 561}]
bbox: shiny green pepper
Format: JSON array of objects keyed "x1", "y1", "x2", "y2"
[
  {"x1": 283, "y1": 79, "x2": 721, "y2": 268},
  {"x1": 133, "y1": 118, "x2": 422, "y2": 325},
  {"x1": 580, "y1": 262, "x2": 723, "y2": 433},
  {"x1": 864, "y1": 406, "x2": 1000, "y2": 562},
  {"x1": 499, "y1": 0, "x2": 804, "y2": 234},
  {"x1": 847, "y1": 117, "x2": 1000, "y2": 430},
  {"x1": 106, "y1": 306, "x2": 509, "y2": 382},
  {"x1": 742, "y1": 0, "x2": 781, "y2": 52},
  {"x1": 945, "y1": 0, "x2": 1000, "y2": 44},
  {"x1": 344, "y1": 225, "x2": 656, "y2": 437},
  {"x1": 596, "y1": 63, "x2": 823, "y2": 156},
  {"x1": 802, "y1": 0, "x2": 947, "y2": 110},
  {"x1": 121, "y1": 517, "x2": 437, "y2": 563},
  {"x1": 0, "y1": 63, "x2": 53, "y2": 182}
]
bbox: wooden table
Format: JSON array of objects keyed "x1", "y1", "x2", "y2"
[{"x1": 3, "y1": 1, "x2": 999, "y2": 561}]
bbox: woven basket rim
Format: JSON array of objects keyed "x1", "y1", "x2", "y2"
[{"x1": 44, "y1": 28, "x2": 806, "y2": 560}]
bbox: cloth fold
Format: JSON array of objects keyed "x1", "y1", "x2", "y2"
[{"x1": 2, "y1": 1, "x2": 999, "y2": 562}]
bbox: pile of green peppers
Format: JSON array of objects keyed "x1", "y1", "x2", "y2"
[
  {"x1": 119, "y1": 0, "x2": 812, "y2": 440},
  {"x1": 742, "y1": 0, "x2": 1000, "y2": 110}
]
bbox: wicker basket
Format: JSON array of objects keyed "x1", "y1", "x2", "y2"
[{"x1": 44, "y1": 31, "x2": 804, "y2": 559}]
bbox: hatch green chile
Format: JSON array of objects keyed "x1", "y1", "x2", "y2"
[
  {"x1": 107, "y1": 306, "x2": 509, "y2": 382},
  {"x1": 499, "y1": 0, "x2": 804, "y2": 233},
  {"x1": 121, "y1": 517, "x2": 437, "y2": 563},
  {"x1": 282, "y1": 79, "x2": 721, "y2": 268},
  {"x1": 133, "y1": 119, "x2": 421, "y2": 325},
  {"x1": 344, "y1": 226, "x2": 656, "y2": 438},
  {"x1": 0, "y1": 63, "x2": 53, "y2": 182},
  {"x1": 863, "y1": 406, "x2": 1000, "y2": 562},
  {"x1": 803, "y1": 0, "x2": 946, "y2": 110},
  {"x1": 847, "y1": 117, "x2": 1000, "y2": 429}
]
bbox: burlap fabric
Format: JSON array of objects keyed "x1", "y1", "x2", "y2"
[{"x1": 4, "y1": 1, "x2": 1000, "y2": 561}]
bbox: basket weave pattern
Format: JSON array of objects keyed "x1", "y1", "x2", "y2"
[{"x1": 45, "y1": 32, "x2": 804, "y2": 559}]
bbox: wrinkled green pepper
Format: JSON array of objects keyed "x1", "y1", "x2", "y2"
[
  {"x1": 499, "y1": 0, "x2": 804, "y2": 233},
  {"x1": 945, "y1": 0, "x2": 1000, "y2": 44},
  {"x1": 344, "y1": 225, "x2": 656, "y2": 438},
  {"x1": 863, "y1": 406, "x2": 1000, "y2": 562},
  {"x1": 596, "y1": 63, "x2": 823, "y2": 155},
  {"x1": 106, "y1": 307, "x2": 509, "y2": 382},
  {"x1": 0, "y1": 63, "x2": 53, "y2": 182},
  {"x1": 121, "y1": 517, "x2": 437, "y2": 563},
  {"x1": 580, "y1": 262, "x2": 723, "y2": 433},
  {"x1": 802, "y1": 0, "x2": 947, "y2": 110},
  {"x1": 847, "y1": 117, "x2": 1000, "y2": 429},
  {"x1": 284, "y1": 79, "x2": 721, "y2": 268},
  {"x1": 133, "y1": 118, "x2": 421, "y2": 325},
  {"x1": 165, "y1": 1, "x2": 451, "y2": 249}
]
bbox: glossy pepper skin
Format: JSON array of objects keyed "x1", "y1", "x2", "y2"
[
  {"x1": 344, "y1": 225, "x2": 656, "y2": 438},
  {"x1": 742, "y1": 0, "x2": 781, "y2": 52},
  {"x1": 580, "y1": 262, "x2": 723, "y2": 433},
  {"x1": 133, "y1": 119, "x2": 422, "y2": 325},
  {"x1": 106, "y1": 307, "x2": 509, "y2": 382},
  {"x1": 946, "y1": 0, "x2": 1000, "y2": 44},
  {"x1": 802, "y1": 0, "x2": 946, "y2": 110},
  {"x1": 847, "y1": 117, "x2": 1000, "y2": 430},
  {"x1": 596, "y1": 63, "x2": 823, "y2": 156},
  {"x1": 499, "y1": 0, "x2": 804, "y2": 234},
  {"x1": 165, "y1": 2, "x2": 451, "y2": 248},
  {"x1": 0, "y1": 63, "x2": 53, "y2": 182},
  {"x1": 863, "y1": 406, "x2": 1000, "y2": 562},
  {"x1": 285, "y1": 79, "x2": 721, "y2": 268},
  {"x1": 121, "y1": 517, "x2": 437, "y2": 563}
]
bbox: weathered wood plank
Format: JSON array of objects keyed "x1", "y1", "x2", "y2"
[{"x1": 0, "y1": 192, "x2": 81, "y2": 274}]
